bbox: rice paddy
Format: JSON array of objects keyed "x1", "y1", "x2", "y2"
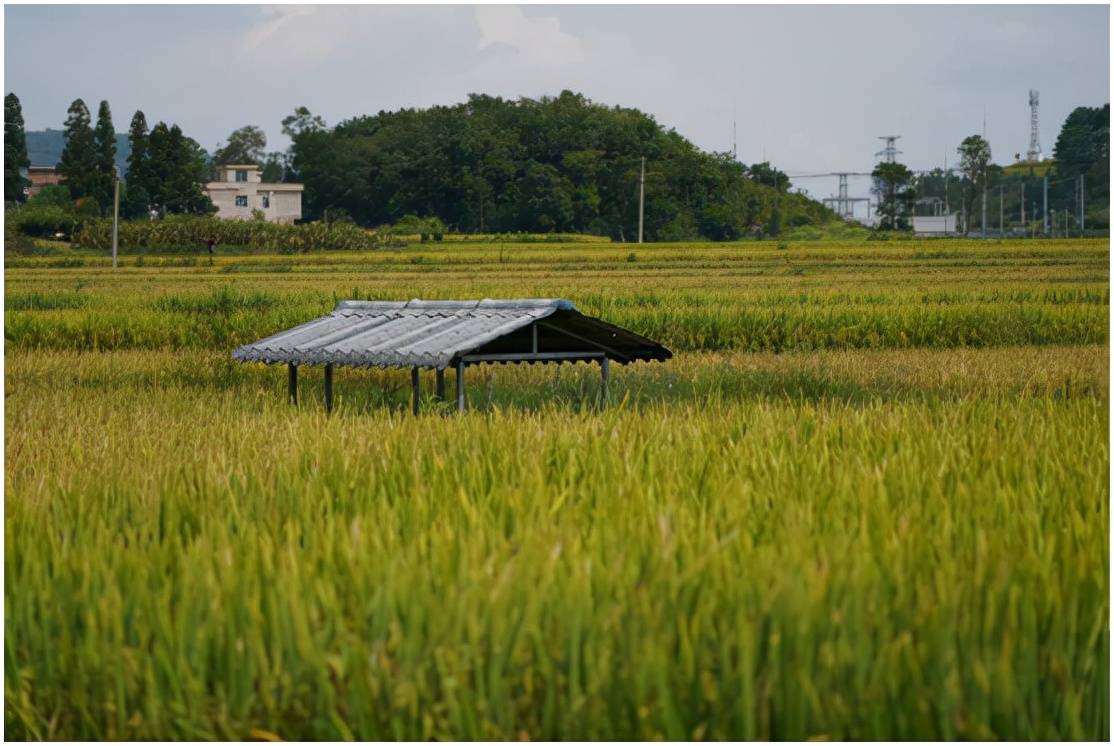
[{"x1": 4, "y1": 238, "x2": 1110, "y2": 739}]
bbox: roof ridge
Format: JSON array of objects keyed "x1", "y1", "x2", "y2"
[{"x1": 333, "y1": 298, "x2": 577, "y2": 313}]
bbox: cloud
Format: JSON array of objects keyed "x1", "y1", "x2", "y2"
[{"x1": 474, "y1": 6, "x2": 586, "y2": 68}]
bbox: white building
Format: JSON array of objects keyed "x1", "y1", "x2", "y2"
[
  {"x1": 912, "y1": 214, "x2": 958, "y2": 236},
  {"x1": 205, "y1": 165, "x2": 303, "y2": 224}
]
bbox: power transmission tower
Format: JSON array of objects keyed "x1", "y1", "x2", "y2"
[
  {"x1": 876, "y1": 135, "x2": 902, "y2": 163},
  {"x1": 1026, "y1": 90, "x2": 1042, "y2": 162}
]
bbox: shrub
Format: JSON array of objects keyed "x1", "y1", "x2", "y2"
[{"x1": 73, "y1": 215, "x2": 381, "y2": 253}]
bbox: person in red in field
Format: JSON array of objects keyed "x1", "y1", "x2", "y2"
[{"x1": 206, "y1": 236, "x2": 217, "y2": 255}]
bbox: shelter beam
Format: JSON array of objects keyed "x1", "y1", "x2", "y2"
[
  {"x1": 324, "y1": 364, "x2": 334, "y2": 414},
  {"x1": 411, "y1": 367, "x2": 420, "y2": 415},
  {"x1": 288, "y1": 363, "x2": 298, "y2": 405},
  {"x1": 537, "y1": 321, "x2": 630, "y2": 361}
]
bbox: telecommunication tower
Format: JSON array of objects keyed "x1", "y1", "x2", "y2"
[
  {"x1": 876, "y1": 135, "x2": 902, "y2": 163},
  {"x1": 1026, "y1": 90, "x2": 1041, "y2": 162}
]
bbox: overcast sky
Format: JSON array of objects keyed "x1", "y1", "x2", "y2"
[{"x1": 5, "y1": 4, "x2": 1109, "y2": 183}]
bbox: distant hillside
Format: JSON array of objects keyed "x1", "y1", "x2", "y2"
[
  {"x1": 26, "y1": 128, "x2": 130, "y2": 173},
  {"x1": 289, "y1": 91, "x2": 841, "y2": 240}
]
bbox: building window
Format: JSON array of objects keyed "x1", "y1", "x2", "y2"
[
  {"x1": 261, "y1": 194, "x2": 270, "y2": 209},
  {"x1": 235, "y1": 195, "x2": 248, "y2": 207},
  {"x1": 235, "y1": 170, "x2": 248, "y2": 182}
]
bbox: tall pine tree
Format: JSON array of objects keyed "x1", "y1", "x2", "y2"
[
  {"x1": 58, "y1": 99, "x2": 96, "y2": 201},
  {"x1": 4, "y1": 93, "x2": 30, "y2": 203},
  {"x1": 146, "y1": 121, "x2": 213, "y2": 215},
  {"x1": 124, "y1": 110, "x2": 150, "y2": 217},
  {"x1": 92, "y1": 100, "x2": 116, "y2": 213}
]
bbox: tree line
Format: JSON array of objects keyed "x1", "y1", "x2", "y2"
[
  {"x1": 5, "y1": 94, "x2": 216, "y2": 218},
  {"x1": 282, "y1": 91, "x2": 833, "y2": 240},
  {"x1": 870, "y1": 104, "x2": 1109, "y2": 233}
]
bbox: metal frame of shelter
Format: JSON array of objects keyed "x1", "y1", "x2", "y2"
[{"x1": 232, "y1": 299, "x2": 672, "y2": 413}]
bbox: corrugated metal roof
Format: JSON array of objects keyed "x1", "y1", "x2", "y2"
[{"x1": 232, "y1": 298, "x2": 671, "y2": 369}]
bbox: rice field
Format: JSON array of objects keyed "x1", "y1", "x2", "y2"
[{"x1": 4, "y1": 238, "x2": 1110, "y2": 740}]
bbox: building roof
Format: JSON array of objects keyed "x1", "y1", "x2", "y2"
[
  {"x1": 232, "y1": 298, "x2": 672, "y2": 370},
  {"x1": 205, "y1": 181, "x2": 304, "y2": 191}
]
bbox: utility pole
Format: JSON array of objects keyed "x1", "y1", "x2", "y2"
[
  {"x1": 1020, "y1": 182, "x2": 1025, "y2": 227},
  {"x1": 1002, "y1": 183, "x2": 1011, "y2": 237},
  {"x1": 1079, "y1": 174, "x2": 1085, "y2": 234},
  {"x1": 1042, "y1": 175, "x2": 1048, "y2": 235},
  {"x1": 638, "y1": 156, "x2": 645, "y2": 244},
  {"x1": 112, "y1": 168, "x2": 120, "y2": 269},
  {"x1": 981, "y1": 172, "x2": 987, "y2": 237},
  {"x1": 943, "y1": 153, "x2": 949, "y2": 216}
]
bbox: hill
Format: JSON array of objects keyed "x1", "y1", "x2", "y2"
[
  {"x1": 288, "y1": 91, "x2": 841, "y2": 241},
  {"x1": 26, "y1": 128, "x2": 130, "y2": 173}
]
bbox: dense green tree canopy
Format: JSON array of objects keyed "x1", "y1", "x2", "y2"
[
  {"x1": 124, "y1": 111, "x2": 151, "y2": 218},
  {"x1": 58, "y1": 99, "x2": 96, "y2": 202},
  {"x1": 871, "y1": 161, "x2": 915, "y2": 230},
  {"x1": 287, "y1": 91, "x2": 835, "y2": 239},
  {"x1": 91, "y1": 100, "x2": 116, "y2": 213},
  {"x1": 5, "y1": 92, "x2": 30, "y2": 203},
  {"x1": 214, "y1": 125, "x2": 267, "y2": 166},
  {"x1": 145, "y1": 122, "x2": 214, "y2": 216}
]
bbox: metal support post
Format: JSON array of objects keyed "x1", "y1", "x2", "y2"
[
  {"x1": 324, "y1": 364, "x2": 333, "y2": 414},
  {"x1": 456, "y1": 359, "x2": 466, "y2": 413},
  {"x1": 288, "y1": 364, "x2": 298, "y2": 405},
  {"x1": 435, "y1": 368, "x2": 445, "y2": 401},
  {"x1": 411, "y1": 367, "x2": 420, "y2": 415}
]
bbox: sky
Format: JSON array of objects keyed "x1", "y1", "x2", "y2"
[{"x1": 5, "y1": 3, "x2": 1110, "y2": 193}]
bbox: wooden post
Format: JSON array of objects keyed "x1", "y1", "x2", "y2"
[
  {"x1": 600, "y1": 357, "x2": 610, "y2": 407},
  {"x1": 288, "y1": 363, "x2": 298, "y2": 405},
  {"x1": 456, "y1": 359, "x2": 466, "y2": 413},
  {"x1": 435, "y1": 368, "x2": 445, "y2": 401},
  {"x1": 324, "y1": 364, "x2": 333, "y2": 414},
  {"x1": 411, "y1": 367, "x2": 420, "y2": 416}
]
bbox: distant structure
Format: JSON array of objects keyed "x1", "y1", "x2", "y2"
[
  {"x1": 25, "y1": 165, "x2": 62, "y2": 199},
  {"x1": 1026, "y1": 89, "x2": 1042, "y2": 162},
  {"x1": 912, "y1": 214, "x2": 957, "y2": 236},
  {"x1": 876, "y1": 135, "x2": 902, "y2": 163},
  {"x1": 204, "y1": 165, "x2": 303, "y2": 224},
  {"x1": 822, "y1": 173, "x2": 870, "y2": 218}
]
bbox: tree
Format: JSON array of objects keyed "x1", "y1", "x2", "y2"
[
  {"x1": 213, "y1": 125, "x2": 267, "y2": 165},
  {"x1": 261, "y1": 152, "x2": 286, "y2": 182},
  {"x1": 123, "y1": 111, "x2": 151, "y2": 218},
  {"x1": 956, "y1": 135, "x2": 991, "y2": 235},
  {"x1": 1053, "y1": 105, "x2": 1108, "y2": 178},
  {"x1": 5, "y1": 93, "x2": 30, "y2": 203},
  {"x1": 871, "y1": 161, "x2": 915, "y2": 230},
  {"x1": 281, "y1": 106, "x2": 326, "y2": 138},
  {"x1": 91, "y1": 100, "x2": 116, "y2": 213},
  {"x1": 749, "y1": 162, "x2": 789, "y2": 191},
  {"x1": 286, "y1": 92, "x2": 835, "y2": 238},
  {"x1": 146, "y1": 122, "x2": 214, "y2": 215},
  {"x1": 58, "y1": 98, "x2": 97, "y2": 202}
]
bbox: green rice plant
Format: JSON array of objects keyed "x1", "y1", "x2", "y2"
[
  {"x1": 3, "y1": 238, "x2": 1109, "y2": 740},
  {"x1": 3, "y1": 347, "x2": 1108, "y2": 740}
]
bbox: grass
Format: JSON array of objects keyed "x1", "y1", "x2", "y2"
[{"x1": 4, "y1": 238, "x2": 1110, "y2": 740}]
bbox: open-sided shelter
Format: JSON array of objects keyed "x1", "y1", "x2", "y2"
[{"x1": 232, "y1": 298, "x2": 672, "y2": 413}]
